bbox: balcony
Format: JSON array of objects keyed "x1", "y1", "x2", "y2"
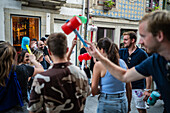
[{"x1": 17, "y1": 0, "x2": 66, "y2": 10}]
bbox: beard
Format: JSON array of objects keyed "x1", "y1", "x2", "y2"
[
  {"x1": 145, "y1": 45, "x2": 158, "y2": 54},
  {"x1": 124, "y1": 43, "x2": 132, "y2": 48}
]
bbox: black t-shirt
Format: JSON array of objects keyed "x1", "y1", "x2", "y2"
[
  {"x1": 43, "y1": 46, "x2": 51, "y2": 68},
  {"x1": 16, "y1": 64, "x2": 34, "y2": 100},
  {"x1": 43, "y1": 46, "x2": 49, "y2": 56},
  {"x1": 79, "y1": 47, "x2": 87, "y2": 65},
  {"x1": 90, "y1": 57, "x2": 95, "y2": 72}
]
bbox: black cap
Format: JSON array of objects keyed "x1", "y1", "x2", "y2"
[
  {"x1": 40, "y1": 37, "x2": 47, "y2": 42},
  {"x1": 31, "y1": 38, "x2": 37, "y2": 41}
]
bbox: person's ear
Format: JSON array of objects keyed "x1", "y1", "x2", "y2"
[
  {"x1": 156, "y1": 31, "x2": 164, "y2": 42},
  {"x1": 101, "y1": 48, "x2": 105, "y2": 54},
  {"x1": 131, "y1": 38, "x2": 135, "y2": 43},
  {"x1": 66, "y1": 47, "x2": 69, "y2": 53}
]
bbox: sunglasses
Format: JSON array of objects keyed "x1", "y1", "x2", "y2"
[
  {"x1": 127, "y1": 57, "x2": 131, "y2": 64},
  {"x1": 166, "y1": 62, "x2": 170, "y2": 82}
]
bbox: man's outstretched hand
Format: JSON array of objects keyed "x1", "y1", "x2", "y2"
[{"x1": 85, "y1": 41, "x2": 101, "y2": 60}]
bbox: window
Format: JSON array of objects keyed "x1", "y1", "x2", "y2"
[
  {"x1": 98, "y1": 0, "x2": 116, "y2": 6},
  {"x1": 97, "y1": 27, "x2": 115, "y2": 41},
  {"x1": 146, "y1": 0, "x2": 159, "y2": 12},
  {"x1": 12, "y1": 16, "x2": 40, "y2": 53}
]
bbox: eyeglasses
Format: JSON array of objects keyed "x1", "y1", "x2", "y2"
[
  {"x1": 166, "y1": 62, "x2": 170, "y2": 82},
  {"x1": 127, "y1": 57, "x2": 131, "y2": 64}
]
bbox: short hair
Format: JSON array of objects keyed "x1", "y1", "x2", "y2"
[
  {"x1": 123, "y1": 31, "x2": 137, "y2": 42},
  {"x1": 139, "y1": 10, "x2": 170, "y2": 41},
  {"x1": 47, "y1": 33, "x2": 67, "y2": 58},
  {"x1": 31, "y1": 38, "x2": 37, "y2": 41},
  {"x1": 40, "y1": 37, "x2": 47, "y2": 42}
]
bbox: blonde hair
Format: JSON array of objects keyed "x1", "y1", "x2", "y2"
[
  {"x1": 0, "y1": 42, "x2": 16, "y2": 86},
  {"x1": 33, "y1": 49, "x2": 44, "y2": 62},
  {"x1": 139, "y1": 10, "x2": 170, "y2": 41}
]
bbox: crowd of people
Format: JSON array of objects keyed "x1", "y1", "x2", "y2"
[{"x1": 0, "y1": 10, "x2": 170, "y2": 113}]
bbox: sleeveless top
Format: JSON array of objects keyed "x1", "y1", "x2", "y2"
[{"x1": 100, "y1": 59, "x2": 127, "y2": 94}]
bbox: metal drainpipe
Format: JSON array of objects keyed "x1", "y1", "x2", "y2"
[
  {"x1": 82, "y1": 0, "x2": 85, "y2": 38},
  {"x1": 85, "y1": 0, "x2": 89, "y2": 40},
  {"x1": 76, "y1": 0, "x2": 86, "y2": 65}
]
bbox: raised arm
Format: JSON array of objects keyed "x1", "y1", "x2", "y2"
[
  {"x1": 85, "y1": 41, "x2": 145, "y2": 83},
  {"x1": 28, "y1": 53, "x2": 44, "y2": 76},
  {"x1": 67, "y1": 39, "x2": 77, "y2": 61}
]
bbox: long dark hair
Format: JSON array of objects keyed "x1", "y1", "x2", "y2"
[
  {"x1": 97, "y1": 37, "x2": 119, "y2": 65},
  {"x1": 0, "y1": 42, "x2": 16, "y2": 86},
  {"x1": 17, "y1": 50, "x2": 28, "y2": 64}
]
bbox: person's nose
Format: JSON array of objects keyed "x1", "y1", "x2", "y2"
[
  {"x1": 123, "y1": 40, "x2": 126, "y2": 44},
  {"x1": 138, "y1": 38, "x2": 144, "y2": 45}
]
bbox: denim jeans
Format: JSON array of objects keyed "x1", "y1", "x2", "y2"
[{"x1": 97, "y1": 93, "x2": 128, "y2": 113}]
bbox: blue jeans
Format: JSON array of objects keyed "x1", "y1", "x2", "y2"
[{"x1": 97, "y1": 93, "x2": 128, "y2": 113}]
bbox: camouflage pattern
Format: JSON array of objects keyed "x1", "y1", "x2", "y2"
[{"x1": 28, "y1": 62, "x2": 90, "y2": 113}]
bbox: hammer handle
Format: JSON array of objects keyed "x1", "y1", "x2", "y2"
[
  {"x1": 26, "y1": 45, "x2": 32, "y2": 54},
  {"x1": 74, "y1": 29, "x2": 88, "y2": 47}
]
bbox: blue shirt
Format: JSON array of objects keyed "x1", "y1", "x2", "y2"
[
  {"x1": 100, "y1": 59, "x2": 126, "y2": 94},
  {"x1": 135, "y1": 53, "x2": 170, "y2": 112},
  {"x1": 119, "y1": 47, "x2": 148, "y2": 89}
]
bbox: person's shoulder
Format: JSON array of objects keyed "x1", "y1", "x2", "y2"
[
  {"x1": 119, "y1": 59, "x2": 125, "y2": 63},
  {"x1": 119, "y1": 59, "x2": 127, "y2": 69},
  {"x1": 95, "y1": 61, "x2": 102, "y2": 66},
  {"x1": 67, "y1": 64, "x2": 87, "y2": 79},
  {"x1": 34, "y1": 72, "x2": 50, "y2": 82},
  {"x1": 150, "y1": 53, "x2": 162, "y2": 61},
  {"x1": 16, "y1": 64, "x2": 28, "y2": 71},
  {"x1": 119, "y1": 48, "x2": 127, "y2": 51},
  {"x1": 137, "y1": 48, "x2": 148, "y2": 56},
  {"x1": 93, "y1": 61, "x2": 104, "y2": 69}
]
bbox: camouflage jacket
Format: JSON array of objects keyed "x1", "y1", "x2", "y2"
[{"x1": 28, "y1": 62, "x2": 90, "y2": 113}]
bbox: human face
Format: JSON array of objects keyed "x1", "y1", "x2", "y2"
[
  {"x1": 38, "y1": 41, "x2": 45, "y2": 50},
  {"x1": 123, "y1": 35, "x2": 132, "y2": 48},
  {"x1": 30, "y1": 41, "x2": 38, "y2": 50},
  {"x1": 138, "y1": 21, "x2": 160, "y2": 54},
  {"x1": 97, "y1": 47, "x2": 107, "y2": 57},
  {"x1": 23, "y1": 53, "x2": 30, "y2": 64}
]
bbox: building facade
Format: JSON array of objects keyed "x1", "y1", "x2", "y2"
[
  {"x1": 0, "y1": 0, "x2": 168, "y2": 65},
  {"x1": 89, "y1": 0, "x2": 165, "y2": 48}
]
